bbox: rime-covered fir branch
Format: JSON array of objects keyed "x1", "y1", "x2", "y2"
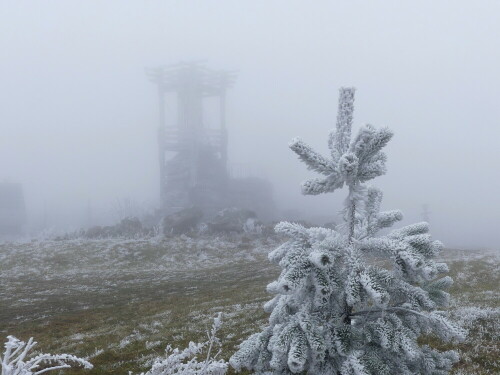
[
  {"x1": 141, "y1": 313, "x2": 228, "y2": 375},
  {"x1": 1, "y1": 336, "x2": 93, "y2": 375},
  {"x1": 350, "y1": 306, "x2": 436, "y2": 319}
]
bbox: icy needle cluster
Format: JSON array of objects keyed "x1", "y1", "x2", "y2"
[
  {"x1": 289, "y1": 88, "x2": 391, "y2": 196},
  {"x1": 1, "y1": 335, "x2": 92, "y2": 375},
  {"x1": 141, "y1": 313, "x2": 228, "y2": 375},
  {"x1": 230, "y1": 88, "x2": 465, "y2": 375}
]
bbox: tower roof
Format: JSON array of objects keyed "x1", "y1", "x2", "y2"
[{"x1": 146, "y1": 61, "x2": 236, "y2": 96}]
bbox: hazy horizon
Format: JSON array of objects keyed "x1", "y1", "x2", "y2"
[{"x1": 1, "y1": 1, "x2": 499, "y2": 249}]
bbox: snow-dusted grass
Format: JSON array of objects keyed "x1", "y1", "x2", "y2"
[
  {"x1": 1, "y1": 237, "x2": 498, "y2": 374},
  {"x1": 1, "y1": 235, "x2": 278, "y2": 375},
  {"x1": 420, "y1": 249, "x2": 499, "y2": 375},
  {"x1": 0, "y1": 235, "x2": 276, "y2": 326}
]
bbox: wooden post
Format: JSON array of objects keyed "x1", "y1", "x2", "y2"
[
  {"x1": 157, "y1": 76, "x2": 166, "y2": 210},
  {"x1": 220, "y1": 90, "x2": 228, "y2": 167}
]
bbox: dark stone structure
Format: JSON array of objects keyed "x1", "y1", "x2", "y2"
[{"x1": 0, "y1": 183, "x2": 26, "y2": 235}]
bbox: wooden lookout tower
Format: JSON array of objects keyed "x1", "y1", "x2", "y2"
[{"x1": 147, "y1": 62, "x2": 236, "y2": 214}]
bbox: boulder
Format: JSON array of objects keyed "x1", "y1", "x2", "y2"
[
  {"x1": 208, "y1": 207, "x2": 258, "y2": 233},
  {"x1": 323, "y1": 221, "x2": 337, "y2": 230},
  {"x1": 85, "y1": 225, "x2": 105, "y2": 239},
  {"x1": 162, "y1": 207, "x2": 203, "y2": 235},
  {"x1": 115, "y1": 217, "x2": 143, "y2": 236},
  {"x1": 85, "y1": 217, "x2": 144, "y2": 238}
]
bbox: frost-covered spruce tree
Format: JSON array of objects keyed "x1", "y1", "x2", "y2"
[{"x1": 230, "y1": 88, "x2": 465, "y2": 375}]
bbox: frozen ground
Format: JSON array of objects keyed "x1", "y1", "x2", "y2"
[
  {"x1": 0, "y1": 235, "x2": 277, "y2": 325},
  {"x1": 1, "y1": 237, "x2": 498, "y2": 375}
]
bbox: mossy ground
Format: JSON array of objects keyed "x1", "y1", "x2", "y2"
[{"x1": 1, "y1": 239, "x2": 498, "y2": 375}]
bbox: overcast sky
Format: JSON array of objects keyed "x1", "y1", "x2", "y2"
[{"x1": 1, "y1": 1, "x2": 499, "y2": 248}]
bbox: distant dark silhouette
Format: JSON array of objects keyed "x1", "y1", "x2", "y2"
[
  {"x1": 147, "y1": 62, "x2": 274, "y2": 220},
  {"x1": 0, "y1": 182, "x2": 26, "y2": 235}
]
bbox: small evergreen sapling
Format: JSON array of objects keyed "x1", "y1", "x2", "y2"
[{"x1": 230, "y1": 88, "x2": 465, "y2": 375}]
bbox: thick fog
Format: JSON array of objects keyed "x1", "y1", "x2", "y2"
[{"x1": 1, "y1": 1, "x2": 499, "y2": 248}]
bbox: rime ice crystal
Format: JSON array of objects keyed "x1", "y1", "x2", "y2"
[
  {"x1": 140, "y1": 313, "x2": 228, "y2": 375},
  {"x1": 1, "y1": 335, "x2": 92, "y2": 375},
  {"x1": 230, "y1": 88, "x2": 464, "y2": 375}
]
